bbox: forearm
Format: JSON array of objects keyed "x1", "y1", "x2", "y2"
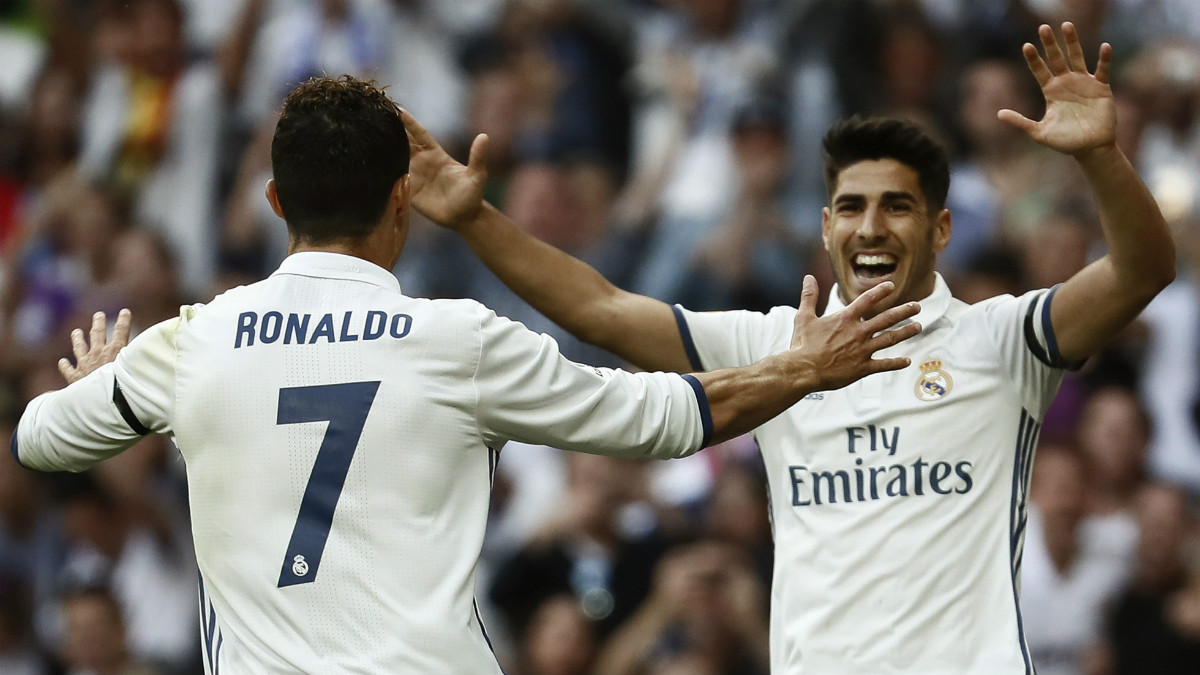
[
  {"x1": 1077, "y1": 144, "x2": 1175, "y2": 292},
  {"x1": 694, "y1": 352, "x2": 817, "y2": 445},
  {"x1": 458, "y1": 204, "x2": 690, "y2": 372}
]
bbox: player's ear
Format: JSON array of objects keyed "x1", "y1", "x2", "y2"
[
  {"x1": 821, "y1": 206, "x2": 833, "y2": 250},
  {"x1": 266, "y1": 180, "x2": 286, "y2": 220},
  {"x1": 932, "y1": 208, "x2": 951, "y2": 253},
  {"x1": 393, "y1": 175, "x2": 410, "y2": 216}
]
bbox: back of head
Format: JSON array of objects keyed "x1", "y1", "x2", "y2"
[
  {"x1": 822, "y1": 116, "x2": 950, "y2": 212},
  {"x1": 271, "y1": 76, "x2": 410, "y2": 245}
]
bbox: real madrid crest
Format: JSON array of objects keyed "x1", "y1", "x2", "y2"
[{"x1": 915, "y1": 358, "x2": 953, "y2": 401}]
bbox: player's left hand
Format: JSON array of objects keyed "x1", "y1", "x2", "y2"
[
  {"x1": 401, "y1": 108, "x2": 489, "y2": 230},
  {"x1": 998, "y1": 22, "x2": 1116, "y2": 158},
  {"x1": 58, "y1": 309, "x2": 132, "y2": 384}
]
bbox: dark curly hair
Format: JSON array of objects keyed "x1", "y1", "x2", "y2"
[{"x1": 271, "y1": 75, "x2": 410, "y2": 243}]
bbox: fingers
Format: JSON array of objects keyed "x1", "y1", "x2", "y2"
[
  {"x1": 842, "y1": 281, "x2": 894, "y2": 320},
  {"x1": 861, "y1": 301, "x2": 919, "y2": 336},
  {"x1": 89, "y1": 311, "x2": 107, "y2": 350},
  {"x1": 1062, "y1": 22, "x2": 1087, "y2": 72},
  {"x1": 1095, "y1": 42, "x2": 1112, "y2": 84},
  {"x1": 1021, "y1": 42, "x2": 1052, "y2": 87},
  {"x1": 996, "y1": 108, "x2": 1038, "y2": 136},
  {"x1": 399, "y1": 108, "x2": 438, "y2": 151},
  {"x1": 1038, "y1": 23, "x2": 1069, "y2": 74},
  {"x1": 868, "y1": 356, "x2": 913, "y2": 375},
  {"x1": 110, "y1": 308, "x2": 132, "y2": 351},
  {"x1": 466, "y1": 133, "x2": 490, "y2": 177},
  {"x1": 57, "y1": 357, "x2": 75, "y2": 383},
  {"x1": 796, "y1": 275, "x2": 818, "y2": 320},
  {"x1": 71, "y1": 328, "x2": 87, "y2": 361},
  {"x1": 868, "y1": 321, "x2": 922, "y2": 350}
]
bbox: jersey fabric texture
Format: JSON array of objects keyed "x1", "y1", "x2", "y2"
[
  {"x1": 674, "y1": 274, "x2": 1068, "y2": 675},
  {"x1": 14, "y1": 252, "x2": 712, "y2": 675}
]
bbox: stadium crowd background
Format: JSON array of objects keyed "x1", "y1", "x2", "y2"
[{"x1": 0, "y1": 0, "x2": 1199, "y2": 673}]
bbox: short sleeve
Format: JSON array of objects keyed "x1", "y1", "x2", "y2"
[
  {"x1": 472, "y1": 310, "x2": 709, "y2": 458},
  {"x1": 975, "y1": 286, "x2": 1071, "y2": 415},
  {"x1": 671, "y1": 304, "x2": 794, "y2": 371}
]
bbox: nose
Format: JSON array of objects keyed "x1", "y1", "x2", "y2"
[{"x1": 856, "y1": 203, "x2": 888, "y2": 242}]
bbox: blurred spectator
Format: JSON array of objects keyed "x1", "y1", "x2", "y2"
[
  {"x1": 1022, "y1": 444, "x2": 1132, "y2": 675},
  {"x1": 46, "y1": 465, "x2": 197, "y2": 673},
  {"x1": 77, "y1": 0, "x2": 222, "y2": 299},
  {"x1": 489, "y1": 454, "x2": 665, "y2": 642},
  {"x1": 0, "y1": 174, "x2": 123, "y2": 377},
  {"x1": 678, "y1": 97, "x2": 812, "y2": 312},
  {"x1": 944, "y1": 55, "x2": 1078, "y2": 276},
  {"x1": 58, "y1": 586, "x2": 158, "y2": 675},
  {"x1": 592, "y1": 540, "x2": 769, "y2": 675},
  {"x1": 520, "y1": 594, "x2": 599, "y2": 675},
  {"x1": 228, "y1": 0, "x2": 391, "y2": 130},
  {"x1": 1104, "y1": 483, "x2": 1200, "y2": 674},
  {"x1": 620, "y1": 0, "x2": 779, "y2": 303}
]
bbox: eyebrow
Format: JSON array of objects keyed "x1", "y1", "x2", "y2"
[{"x1": 832, "y1": 190, "x2": 919, "y2": 205}]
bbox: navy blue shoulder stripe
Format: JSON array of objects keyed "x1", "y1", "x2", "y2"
[
  {"x1": 671, "y1": 305, "x2": 704, "y2": 371},
  {"x1": 1023, "y1": 288, "x2": 1068, "y2": 369},
  {"x1": 112, "y1": 380, "x2": 151, "y2": 436}
]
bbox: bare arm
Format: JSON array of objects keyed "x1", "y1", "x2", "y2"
[
  {"x1": 457, "y1": 203, "x2": 693, "y2": 372},
  {"x1": 403, "y1": 108, "x2": 693, "y2": 372},
  {"x1": 999, "y1": 23, "x2": 1175, "y2": 363}
]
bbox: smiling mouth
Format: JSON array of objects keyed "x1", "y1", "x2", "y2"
[{"x1": 851, "y1": 253, "x2": 898, "y2": 280}]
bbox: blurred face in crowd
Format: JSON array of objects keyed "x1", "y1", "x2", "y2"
[
  {"x1": 960, "y1": 60, "x2": 1031, "y2": 152},
  {"x1": 1079, "y1": 387, "x2": 1148, "y2": 489},
  {"x1": 822, "y1": 159, "x2": 950, "y2": 315},
  {"x1": 62, "y1": 592, "x2": 128, "y2": 674}
]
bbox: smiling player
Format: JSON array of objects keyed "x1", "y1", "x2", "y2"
[{"x1": 406, "y1": 23, "x2": 1175, "y2": 674}]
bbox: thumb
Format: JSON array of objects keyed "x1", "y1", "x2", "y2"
[
  {"x1": 467, "y1": 133, "x2": 490, "y2": 179},
  {"x1": 997, "y1": 109, "x2": 1038, "y2": 136},
  {"x1": 796, "y1": 274, "x2": 818, "y2": 325}
]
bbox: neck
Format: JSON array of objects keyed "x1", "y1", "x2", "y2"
[{"x1": 290, "y1": 234, "x2": 397, "y2": 271}]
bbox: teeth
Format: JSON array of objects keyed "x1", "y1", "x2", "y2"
[{"x1": 855, "y1": 253, "x2": 896, "y2": 266}]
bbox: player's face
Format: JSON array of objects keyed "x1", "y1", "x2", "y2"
[{"x1": 822, "y1": 159, "x2": 950, "y2": 317}]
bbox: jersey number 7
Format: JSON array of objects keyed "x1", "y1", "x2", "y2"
[{"x1": 276, "y1": 381, "x2": 381, "y2": 588}]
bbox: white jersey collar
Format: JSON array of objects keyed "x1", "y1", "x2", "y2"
[
  {"x1": 824, "y1": 273, "x2": 951, "y2": 329},
  {"x1": 272, "y1": 251, "x2": 401, "y2": 292}
]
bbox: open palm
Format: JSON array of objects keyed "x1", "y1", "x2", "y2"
[
  {"x1": 998, "y1": 22, "x2": 1116, "y2": 157},
  {"x1": 402, "y1": 109, "x2": 489, "y2": 228}
]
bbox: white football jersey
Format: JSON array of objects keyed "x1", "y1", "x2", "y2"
[
  {"x1": 15, "y1": 252, "x2": 712, "y2": 675},
  {"x1": 675, "y1": 274, "x2": 1068, "y2": 675}
]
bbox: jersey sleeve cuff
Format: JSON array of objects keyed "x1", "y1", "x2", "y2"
[
  {"x1": 672, "y1": 305, "x2": 704, "y2": 371},
  {"x1": 9, "y1": 426, "x2": 25, "y2": 468},
  {"x1": 680, "y1": 374, "x2": 713, "y2": 448},
  {"x1": 1022, "y1": 285, "x2": 1083, "y2": 370}
]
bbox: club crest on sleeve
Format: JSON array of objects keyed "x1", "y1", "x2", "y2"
[{"x1": 915, "y1": 359, "x2": 953, "y2": 401}]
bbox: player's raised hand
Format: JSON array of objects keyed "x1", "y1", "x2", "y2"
[
  {"x1": 401, "y1": 108, "x2": 489, "y2": 229},
  {"x1": 58, "y1": 309, "x2": 132, "y2": 384},
  {"x1": 790, "y1": 277, "x2": 919, "y2": 391},
  {"x1": 998, "y1": 22, "x2": 1116, "y2": 157}
]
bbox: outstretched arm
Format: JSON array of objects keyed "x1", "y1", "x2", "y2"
[
  {"x1": 402, "y1": 109, "x2": 694, "y2": 373},
  {"x1": 999, "y1": 23, "x2": 1175, "y2": 363}
]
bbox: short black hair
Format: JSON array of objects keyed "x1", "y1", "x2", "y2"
[
  {"x1": 271, "y1": 76, "x2": 410, "y2": 244},
  {"x1": 822, "y1": 116, "x2": 950, "y2": 213}
]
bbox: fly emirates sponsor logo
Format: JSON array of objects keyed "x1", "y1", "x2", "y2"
[{"x1": 788, "y1": 424, "x2": 974, "y2": 507}]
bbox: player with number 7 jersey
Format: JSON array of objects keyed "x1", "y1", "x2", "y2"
[{"x1": 10, "y1": 76, "x2": 921, "y2": 675}]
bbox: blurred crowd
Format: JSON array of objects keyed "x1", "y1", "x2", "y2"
[{"x1": 1, "y1": 0, "x2": 1199, "y2": 673}]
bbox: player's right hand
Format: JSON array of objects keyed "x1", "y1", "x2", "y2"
[
  {"x1": 58, "y1": 309, "x2": 132, "y2": 384},
  {"x1": 401, "y1": 108, "x2": 489, "y2": 230},
  {"x1": 789, "y1": 276, "x2": 919, "y2": 391}
]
